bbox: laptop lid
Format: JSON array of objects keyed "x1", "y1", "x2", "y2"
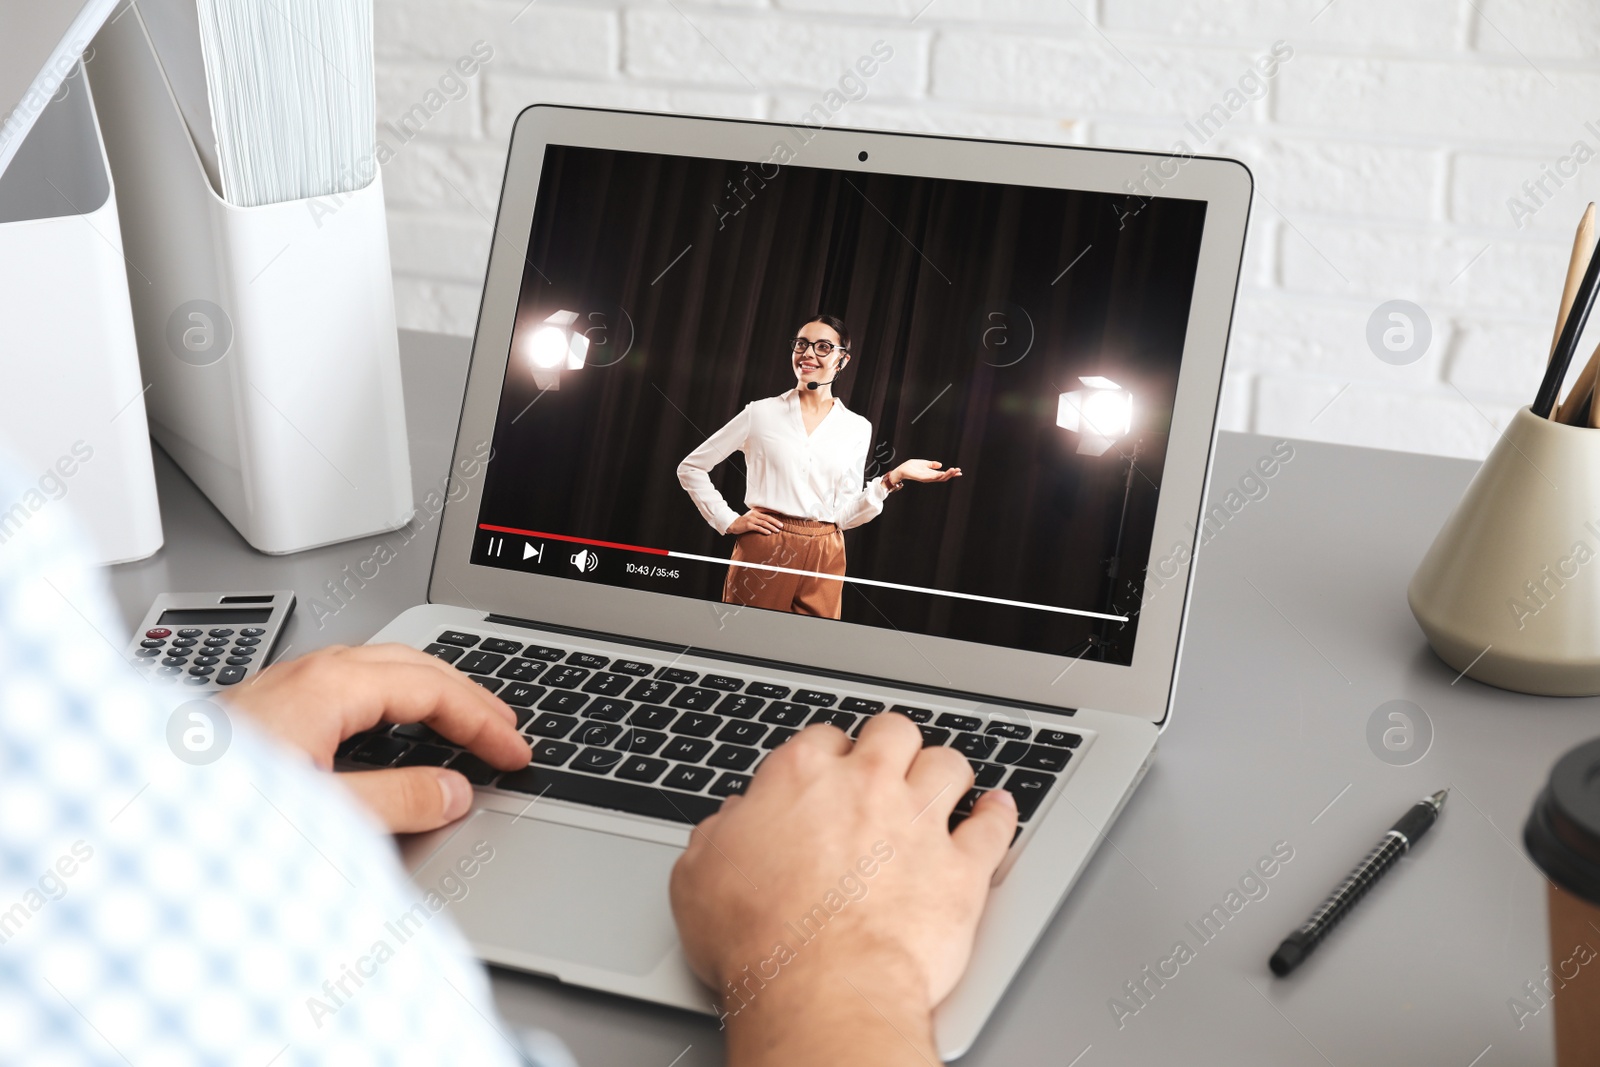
[{"x1": 429, "y1": 105, "x2": 1251, "y2": 726}]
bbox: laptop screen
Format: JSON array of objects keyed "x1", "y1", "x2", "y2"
[{"x1": 469, "y1": 144, "x2": 1207, "y2": 668}]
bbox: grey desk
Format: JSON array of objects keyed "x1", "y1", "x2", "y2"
[{"x1": 109, "y1": 331, "x2": 1592, "y2": 1066}]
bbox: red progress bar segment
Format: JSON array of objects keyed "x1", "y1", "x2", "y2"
[{"x1": 478, "y1": 524, "x2": 669, "y2": 557}]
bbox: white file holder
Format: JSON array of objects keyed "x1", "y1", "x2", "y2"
[
  {"x1": 0, "y1": 64, "x2": 163, "y2": 565},
  {"x1": 86, "y1": 6, "x2": 413, "y2": 555}
]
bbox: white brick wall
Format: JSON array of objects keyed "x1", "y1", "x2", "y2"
[{"x1": 375, "y1": 0, "x2": 1600, "y2": 459}]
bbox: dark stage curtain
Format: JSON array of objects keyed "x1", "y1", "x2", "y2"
[{"x1": 479, "y1": 145, "x2": 1207, "y2": 664}]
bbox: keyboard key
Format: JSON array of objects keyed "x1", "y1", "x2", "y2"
[
  {"x1": 671, "y1": 712, "x2": 721, "y2": 738},
  {"x1": 615, "y1": 756, "x2": 669, "y2": 783},
  {"x1": 538, "y1": 691, "x2": 589, "y2": 715},
  {"x1": 808, "y1": 709, "x2": 856, "y2": 731},
  {"x1": 500, "y1": 683, "x2": 545, "y2": 707},
  {"x1": 194, "y1": 656, "x2": 220, "y2": 667},
  {"x1": 544, "y1": 666, "x2": 590, "y2": 689},
  {"x1": 582, "y1": 672, "x2": 633, "y2": 697},
  {"x1": 629, "y1": 705, "x2": 677, "y2": 730},
  {"x1": 171, "y1": 637, "x2": 198, "y2": 648},
  {"x1": 951, "y1": 733, "x2": 997, "y2": 760},
  {"x1": 207, "y1": 628, "x2": 234, "y2": 638},
  {"x1": 225, "y1": 655, "x2": 253, "y2": 666},
  {"x1": 392, "y1": 722, "x2": 446, "y2": 743},
  {"x1": 985, "y1": 722, "x2": 1032, "y2": 739},
  {"x1": 162, "y1": 656, "x2": 188, "y2": 667},
  {"x1": 972, "y1": 762, "x2": 1006, "y2": 788},
  {"x1": 839, "y1": 697, "x2": 884, "y2": 714},
  {"x1": 468, "y1": 676, "x2": 504, "y2": 694},
  {"x1": 617, "y1": 729, "x2": 667, "y2": 755},
  {"x1": 936, "y1": 712, "x2": 981, "y2": 732},
  {"x1": 628, "y1": 680, "x2": 676, "y2": 704},
  {"x1": 717, "y1": 720, "x2": 767, "y2": 746},
  {"x1": 709, "y1": 773, "x2": 751, "y2": 798},
  {"x1": 955, "y1": 787, "x2": 985, "y2": 815},
  {"x1": 509, "y1": 706, "x2": 536, "y2": 730},
  {"x1": 761, "y1": 727, "x2": 797, "y2": 749},
  {"x1": 202, "y1": 636, "x2": 228, "y2": 648},
  {"x1": 187, "y1": 665, "x2": 214, "y2": 677},
  {"x1": 480, "y1": 637, "x2": 522, "y2": 655},
  {"x1": 349, "y1": 735, "x2": 408, "y2": 766},
  {"x1": 708, "y1": 744, "x2": 759, "y2": 771},
  {"x1": 216, "y1": 666, "x2": 247, "y2": 686},
  {"x1": 793, "y1": 689, "x2": 837, "y2": 706},
  {"x1": 662, "y1": 737, "x2": 713, "y2": 762},
  {"x1": 233, "y1": 636, "x2": 260, "y2": 647},
  {"x1": 139, "y1": 638, "x2": 166, "y2": 649},
  {"x1": 717, "y1": 694, "x2": 765, "y2": 719},
  {"x1": 1020, "y1": 745, "x2": 1071, "y2": 772},
  {"x1": 890, "y1": 705, "x2": 932, "y2": 723},
  {"x1": 176, "y1": 628, "x2": 203, "y2": 638},
  {"x1": 240, "y1": 627, "x2": 266, "y2": 637},
  {"x1": 611, "y1": 659, "x2": 654, "y2": 676},
  {"x1": 532, "y1": 740, "x2": 577, "y2": 766},
  {"x1": 527, "y1": 712, "x2": 578, "y2": 739},
  {"x1": 662, "y1": 764, "x2": 716, "y2": 792},
  {"x1": 657, "y1": 667, "x2": 698, "y2": 684},
  {"x1": 994, "y1": 740, "x2": 1031, "y2": 765},
  {"x1": 437, "y1": 631, "x2": 479, "y2": 647},
  {"x1": 760, "y1": 702, "x2": 809, "y2": 727},
  {"x1": 1002, "y1": 769, "x2": 1056, "y2": 821},
  {"x1": 397, "y1": 743, "x2": 455, "y2": 767},
  {"x1": 583, "y1": 698, "x2": 633, "y2": 722},
  {"x1": 572, "y1": 721, "x2": 623, "y2": 747},
  {"x1": 497, "y1": 766, "x2": 723, "y2": 823},
  {"x1": 459, "y1": 651, "x2": 507, "y2": 675},
  {"x1": 669, "y1": 687, "x2": 721, "y2": 711},
  {"x1": 701, "y1": 674, "x2": 744, "y2": 691},
  {"x1": 336, "y1": 729, "x2": 384, "y2": 759},
  {"x1": 447, "y1": 753, "x2": 500, "y2": 785},
  {"x1": 523, "y1": 645, "x2": 566, "y2": 662},
  {"x1": 1036, "y1": 729, "x2": 1083, "y2": 749},
  {"x1": 568, "y1": 652, "x2": 609, "y2": 669},
  {"x1": 746, "y1": 682, "x2": 789, "y2": 699},
  {"x1": 571, "y1": 747, "x2": 624, "y2": 774},
  {"x1": 917, "y1": 726, "x2": 951, "y2": 747},
  {"x1": 496, "y1": 658, "x2": 546, "y2": 682}
]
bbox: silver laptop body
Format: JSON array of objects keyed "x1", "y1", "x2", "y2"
[{"x1": 370, "y1": 105, "x2": 1250, "y2": 1059}]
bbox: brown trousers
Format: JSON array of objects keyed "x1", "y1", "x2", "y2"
[{"x1": 722, "y1": 517, "x2": 846, "y2": 619}]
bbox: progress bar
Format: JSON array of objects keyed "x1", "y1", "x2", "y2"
[{"x1": 478, "y1": 523, "x2": 1129, "y2": 623}]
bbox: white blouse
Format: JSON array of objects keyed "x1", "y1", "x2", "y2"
[{"x1": 677, "y1": 389, "x2": 892, "y2": 535}]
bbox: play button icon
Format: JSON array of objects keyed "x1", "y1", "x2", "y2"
[{"x1": 523, "y1": 541, "x2": 543, "y2": 562}]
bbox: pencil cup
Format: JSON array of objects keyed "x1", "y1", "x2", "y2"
[
  {"x1": 1409, "y1": 406, "x2": 1600, "y2": 696},
  {"x1": 1523, "y1": 738, "x2": 1600, "y2": 1065}
]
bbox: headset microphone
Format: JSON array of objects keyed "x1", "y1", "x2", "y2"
[{"x1": 805, "y1": 355, "x2": 848, "y2": 391}]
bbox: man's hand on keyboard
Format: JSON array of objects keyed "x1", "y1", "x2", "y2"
[
  {"x1": 670, "y1": 711, "x2": 1017, "y2": 1066},
  {"x1": 226, "y1": 643, "x2": 531, "y2": 833}
]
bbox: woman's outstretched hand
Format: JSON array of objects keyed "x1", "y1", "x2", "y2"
[
  {"x1": 728, "y1": 509, "x2": 786, "y2": 535},
  {"x1": 887, "y1": 459, "x2": 963, "y2": 487}
]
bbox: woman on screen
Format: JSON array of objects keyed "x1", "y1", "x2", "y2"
[{"x1": 677, "y1": 314, "x2": 961, "y2": 620}]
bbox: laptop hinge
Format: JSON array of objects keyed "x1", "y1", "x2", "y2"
[{"x1": 483, "y1": 613, "x2": 1077, "y2": 717}]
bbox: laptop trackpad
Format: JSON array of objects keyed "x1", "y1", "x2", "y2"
[{"x1": 419, "y1": 810, "x2": 683, "y2": 977}]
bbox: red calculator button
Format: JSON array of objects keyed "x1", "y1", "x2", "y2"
[{"x1": 145, "y1": 627, "x2": 172, "y2": 639}]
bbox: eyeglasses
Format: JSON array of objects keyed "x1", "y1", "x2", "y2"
[{"x1": 790, "y1": 338, "x2": 847, "y2": 357}]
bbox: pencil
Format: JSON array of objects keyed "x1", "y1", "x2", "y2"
[
  {"x1": 1556, "y1": 343, "x2": 1600, "y2": 424},
  {"x1": 1551, "y1": 203, "x2": 1596, "y2": 362},
  {"x1": 1534, "y1": 240, "x2": 1600, "y2": 418}
]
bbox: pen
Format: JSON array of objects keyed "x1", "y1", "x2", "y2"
[{"x1": 1269, "y1": 789, "x2": 1448, "y2": 977}]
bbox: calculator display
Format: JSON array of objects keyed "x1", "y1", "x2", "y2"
[{"x1": 156, "y1": 607, "x2": 274, "y2": 625}]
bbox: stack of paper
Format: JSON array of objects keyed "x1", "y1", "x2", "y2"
[{"x1": 139, "y1": 0, "x2": 374, "y2": 207}]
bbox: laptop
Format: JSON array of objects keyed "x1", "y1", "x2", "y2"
[{"x1": 353, "y1": 104, "x2": 1250, "y2": 1059}]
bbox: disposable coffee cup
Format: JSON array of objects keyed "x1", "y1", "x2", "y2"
[{"x1": 1524, "y1": 737, "x2": 1600, "y2": 1065}]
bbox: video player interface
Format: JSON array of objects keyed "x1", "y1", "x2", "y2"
[{"x1": 469, "y1": 144, "x2": 1207, "y2": 665}]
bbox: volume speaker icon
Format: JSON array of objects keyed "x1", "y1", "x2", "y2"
[{"x1": 570, "y1": 549, "x2": 599, "y2": 573}]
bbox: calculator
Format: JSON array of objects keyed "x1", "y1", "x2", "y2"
[{"x1": 127, "y1": 591, "x2": 296, "y2": 690}]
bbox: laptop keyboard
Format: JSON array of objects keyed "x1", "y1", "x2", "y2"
[{"x1": 337, "y1": 629, "x2": 1085, "y2": 844}]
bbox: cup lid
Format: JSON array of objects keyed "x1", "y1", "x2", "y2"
[{"x1": 1524, "y1": 737, "x2": 1600, "y2": 906}]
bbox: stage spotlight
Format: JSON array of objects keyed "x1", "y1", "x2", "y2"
[
  {"x1": 1057, "y1": 376, "x2": 1133, "y2": 456},
  {"x1": 525, "y1": 310, "x2": 590, "y2": 390}
]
